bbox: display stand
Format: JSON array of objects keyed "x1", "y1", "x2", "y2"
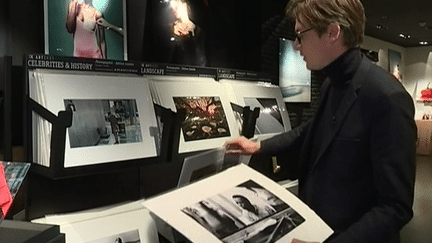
[
  {"x1": 154, "y1": 104, "x2": 185, "y2": 164},
  {"x1": 28, "y1": 99, "x2": 73, "y2": 178},
  {"x1": 242, "y1": 105, "x2": 260, "y2": 139}
]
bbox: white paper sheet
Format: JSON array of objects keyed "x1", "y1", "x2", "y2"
[
  {"x1": 147, "y1": 76, "x2": 240, "y2": 153},
  {"x1": 143, "y1": 164, "x2": 333, "y2": 243},
  {"x1": 29, "y1": 70, "x2": 158, "y2": 167}
]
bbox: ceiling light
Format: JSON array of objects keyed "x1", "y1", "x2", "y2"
[
  {"x1": 419, "y1": 21, "x2": 427, "y2": 27},
  {"x1": 376, "y1": 24, "x2": 387, "y2": 30},
  {"x1": 420, "y1": 41, "x2": 429, "y2": 45},
  {"x1": 399, "y1": 33, "x2": 411, "y2": 39}
]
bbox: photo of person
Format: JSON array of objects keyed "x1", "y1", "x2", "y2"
[
  {"x1": 182, "y1": 180, "x2": 305, "y2": 243},
  {"x1": 45, "y1": 0, "x2": 126, "y2": 60},
  {"x1": 173, "y1": 96, "x2": 231, "y2": 141}
]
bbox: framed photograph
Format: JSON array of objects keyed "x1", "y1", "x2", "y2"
[
  {"x1": 29, "y1": 70, "x2": 158, "y2": 168},
  {"x1": 148, "y1": 76, "x2": 240, "y2": 153},
  {"x1": 143, "y1": 164, "x2": 333, "y2": 243},
  {"x1": 279, "y1": 38, "x2": 311, "y2": 103},
  {"x1": 388, "y1": 49, "x2": 402, "y2": 81},
  {"x1": 44, "y1": 0, "x2": 127, "y2": 60},
  {"x1": 221, "y1": 79, "x2": 291, "y2": 140}
]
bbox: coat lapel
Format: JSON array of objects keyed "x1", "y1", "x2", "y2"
[{"x1": 309, "y1": 56, "x2": 371, "y2": 172}]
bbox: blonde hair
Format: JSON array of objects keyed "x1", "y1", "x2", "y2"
[{"x1": 286, "y1": 0, "x2": 365, "y2": 48}]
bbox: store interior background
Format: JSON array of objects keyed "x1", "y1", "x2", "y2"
[{"x1": 0, "y1": 0, "x2": 431, "y2": 242}]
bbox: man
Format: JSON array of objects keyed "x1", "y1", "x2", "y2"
[
  {"x1": 108, "y1": 112, "x2": 120, "y2": 144},
  {"x1": 224, "y1": 0, "x2": 417, "y2": 242},
  {"x1": 233, "y1": 194, "x2": 276, "y2": 224}
]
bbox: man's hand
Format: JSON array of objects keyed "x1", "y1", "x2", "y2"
[
  {"x1": 291, "y1": 239, "x2": 320, "y2": 243},
  {"x1": 224, "y1": 136, "x2": 260, "y2": 155}
]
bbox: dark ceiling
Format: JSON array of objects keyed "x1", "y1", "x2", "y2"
[
  {"x1": 265, "y1": 0, "x2": 432, "y2": 48},
  {"x1": 361, "y1": 0, "x2": 432, "y2": 47}
]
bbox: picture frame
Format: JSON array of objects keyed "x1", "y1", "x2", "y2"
[
  {"x1": 220, "y1": 79, "x2": 292, "y2": 140},
  {"x1": 148, "y1": 76, "x2": 240, "y2": 154},
  {"x1": 388, "y1": 49, "x2": 402, "y2": 81},
  {"x1": 143, "y1": 164, "x2": 333, "y2": 243},
  {"x1": 44, "y1": 0, "x2": 128, "y2": 61},
  {"x1": 29, "y1": 70, "x2": 158, "y2": 168},
  {"x1": 279, "y1": 38, "x2": 311, "y2": 103}
]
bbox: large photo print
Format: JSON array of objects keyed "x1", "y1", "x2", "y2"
[
  {"x1": 243, "y1": 97, "x2": 285, "y2": 135},
  {"x1": 64, "y1": 99, "x2": 142, "y2": 148},
  {"x1": 44, "y1": 0, "x2": 127, "y2": 60},
  {"x1": 29, "y1": 71, "x2": 158, "y2": 168},
  {"x1": 182, "y1": 180, "x2": 305, "y2": 243},
  {"x1": 173, "y1": 96, "x2": 231, "y2": 142}
]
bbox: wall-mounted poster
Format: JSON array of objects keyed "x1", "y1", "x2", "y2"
[
  {"x1": 279, "y1": 38, "x2": 311, "y2": 102},
  {"x1": 29, "y1": 70, "x2": 158, "y2": 168},
  {"x1": 44, "y1": 0, "x2": 127, "y2": 60},
  {"x1": 143, "y1": 164, "x2": 333, "y2": 243},
  {"x1": 144, "y1": 0, "x2": 209, "y2": 66},
  {"x1": 388, "y1": 49, "x2": 402, "y2": 81}
]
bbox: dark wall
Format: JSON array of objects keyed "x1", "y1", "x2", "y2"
[{"x1": 0, "y1": 0, "x2": 324, "y2": 218}]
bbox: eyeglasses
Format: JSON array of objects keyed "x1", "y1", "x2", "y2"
[{"x1": 295, "y1": 27, "x2": 313, "y2": 44}]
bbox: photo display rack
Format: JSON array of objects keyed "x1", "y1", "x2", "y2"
[
  {"x1": 23, "y1": 54, "x2": 275, "y2": 181},
  {"x1": 230, "y1": 103, "x2": 260, "y2": 139}
]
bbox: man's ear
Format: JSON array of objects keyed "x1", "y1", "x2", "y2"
[{"x1": 327, "y1": 23, "x2": 342, "y2": 42}]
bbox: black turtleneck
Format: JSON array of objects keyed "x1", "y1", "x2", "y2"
[{"x1": 309, "y1": 48, "x2": 362, "y2": 170}]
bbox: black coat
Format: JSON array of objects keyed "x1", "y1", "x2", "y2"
[{"x1": 261, "y1": 55, "x2": 417, "y2": 243}]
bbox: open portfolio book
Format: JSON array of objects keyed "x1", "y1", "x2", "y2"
[
  {"x1": 0, "y1": 162, "x2": 31, "y2": 222},
  {"x1": 143, "y1": 151, "x2": 333, "y2": 243}
]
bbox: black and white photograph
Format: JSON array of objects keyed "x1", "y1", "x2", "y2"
[
  {"x1": 182, "y1": 180, "x2": 305, "y2": 243},
  {"x1": 219, "y1": 79, "x2": 291, "y2": 140},
  {"x1": 143, "y1": 164, "x2": 333, "y2": 243},
  {"x1": 29, "y1": 71, "x2": 158, "y2": 168},
  {"x1": 64, "y1": 99, "x2": 142, "y2": 148},
  {"x1": 86, "y1": 229, "x2": 140, "y2": 243},
  {"x1": 173, "y1": 96, "x2": 231, "y2": 141},
  {"x1": 243, "y1": 97, "x2": 285, "y2": 135}
]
